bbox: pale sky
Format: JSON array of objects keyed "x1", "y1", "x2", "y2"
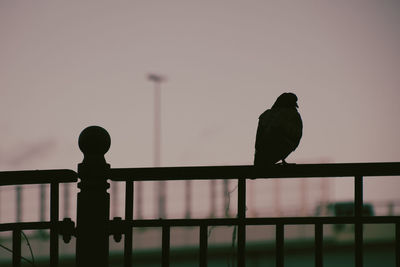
[{"x1": 1, "y1": 1, "x2": 400, "y2": 216}]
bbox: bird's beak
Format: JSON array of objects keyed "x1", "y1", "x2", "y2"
[{"x1": 296, "y1": 103, "x2": 299, "y2": 108}]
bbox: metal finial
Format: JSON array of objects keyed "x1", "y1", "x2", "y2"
[{"x1": 78, "y1": 126, "x2": 111, "y2": 157}]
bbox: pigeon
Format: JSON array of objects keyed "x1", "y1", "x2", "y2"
[{"x1": 254, "y1": 92, "x2": 303, "y2": 166}]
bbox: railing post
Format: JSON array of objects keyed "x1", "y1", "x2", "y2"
[
  {"x1": 276, "y1": 223, "x2": 284, "y2": 267},
  {"x1": 50, "y1": 182, "x2": 59, "y2": 267},
  {"x1": 354, "y1": 175, "x2": 363, "y2": 267},
  {"x1": 76, "y1": 126, "x2": 111, "y2": 267},
  {"x1": 199, "y1": 224, "x2": 208, "y2": 267},
  {"x1": 237, "y1": 178, "x2": 246, "y2": 267},
  {"x1": 12, "y1": 229, "x2": 21, "y2": 267}
]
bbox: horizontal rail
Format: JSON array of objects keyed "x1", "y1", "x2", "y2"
[
  {"x1": 0, "y1": 221, "x2": 63, "y2": 232},
  {"x1": 109, "y1": 216, "x2": 400, "y2": 228},
  {"x1": 0, "y1": 169, "x2": 78, "y2": 186},
  {"x1": 109, "y1": 162, "x2": 400, "y2": 181}
]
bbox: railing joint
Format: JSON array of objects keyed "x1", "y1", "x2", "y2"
[{"x1": 59, "y1": 217, "x2": 76, "y2": 243}]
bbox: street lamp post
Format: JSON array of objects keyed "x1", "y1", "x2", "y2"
[{"x1": 148, "y1": 73, "x2": 167, "y2": 218}]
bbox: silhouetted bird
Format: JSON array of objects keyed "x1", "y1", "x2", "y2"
[{"x1": 254, "y1": 92, "x2": 302, "y2": 166}]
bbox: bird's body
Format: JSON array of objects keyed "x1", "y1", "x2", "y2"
[{"x1": 254, "y1": 93, "x2": 302, "y2": 166}]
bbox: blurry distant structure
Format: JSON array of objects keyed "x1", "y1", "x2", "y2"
[
  {"x1": 0, "y1": 140, "x2": 56, "y2": 223},
  {"x1": 147, "y1": 73, "x2": 167, "y2": 219}
]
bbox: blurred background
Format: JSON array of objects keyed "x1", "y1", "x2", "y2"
[{"x1": 1, "y1": 1, "x2": 399, "y2": 266}]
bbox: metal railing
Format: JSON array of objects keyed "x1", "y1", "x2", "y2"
[
  {"x1": 108, "y1": 163, "x2": 400, "y2": 267},
  {"x1": 1, "y1": 125, "x2": 400, "y2": 267},
  {"x1": 0, "y1": 170, "x2": 77, "y2": 267}
]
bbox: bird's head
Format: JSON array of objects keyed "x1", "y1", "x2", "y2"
[{"x1": 272, "y1": 92, "x2": 299, "y2": 109}]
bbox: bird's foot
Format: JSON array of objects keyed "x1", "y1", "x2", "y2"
[
  {"x1": 275, "y1": 160, "x2": 287, "y2": 165},
  {"x1": 279, "y1": 159, "x2": 296, "y2": 165}
]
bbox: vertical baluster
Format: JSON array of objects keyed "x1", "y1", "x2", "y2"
[
  {"x1": 162, "y1": 225, "x2": 170, "y2": 267},
  {"x1": 199, "y1": 224, "x2": 208, "y2": 267},
  {"x1": 315, "y1": 223, "x2": 323, "y2": 267},
  {"x1": 354, "y1": 176, "x2": 363, "y2": 267},
  {"x1": 112, "y1": 181, "x2": 118, "y2": 218},
  {"x1": 50, "y1": 182, "x2": 59, "y2": 267},
  {"x1": 64, "y1": 183, "x2": 70, "y2": 218},
  {"x1": 12, "y1": 229, "x2": 21, "y2": 267},
  {"x1": 124, "y1": 180, "x2": 133, "y2": 267},
  {"x1": 237, "y1": 178, "x2": 246, "y2": 267},
  {"x1": 276, "y1": 224, "x2": 284, "y2": 267},
  {"x1": 396, "y1": 223, "x2": 400, "y2": 267}
]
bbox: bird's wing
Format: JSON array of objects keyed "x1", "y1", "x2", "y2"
[
  {"x1": 255, "y1": 109, "x2": 280, "y2": 150},
  {"x1": 255, "y1": 108, "x2": 302, "y2": 153},
  {"x1": 279, "y1": 109, "x2": 303, "y2": 149}
]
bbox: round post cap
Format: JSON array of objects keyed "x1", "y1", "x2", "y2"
[{"x1": 79, "y1": 126, "x2": 111, "y2": 156}]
